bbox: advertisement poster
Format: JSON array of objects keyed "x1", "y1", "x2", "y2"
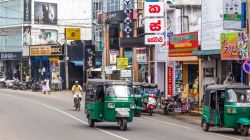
[
  {"x1": 117, "y1": 58, "x2": 128, "y2": 69},
  {"x1": 31, "y1": 28, "x2": 58, "y2": 45},
  {"x1": 23, "y1": 26, "x2": 31, "y2": 46},
  {"x1": 136, "y1": 48, "x2": 147, "y2": 64},
  {"x1": 221, "y1": 32, "x2": 248, "y2": 60},
  {"x1": 34, "y1": 2, "x2": 57, "y2": 25},
  {"x1": 223, "y1": 0, "x2": 242, "y2": 30},
  {"x1": 110, "y1": 50, "x2": 117, "y2": 65},
  {"x1": 169, "y1": 32, "x2": 198, "y2": 56}
]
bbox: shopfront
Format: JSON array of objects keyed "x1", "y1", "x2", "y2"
[
  {"x1": 29, "y1": 45, "x2": 62, "y2": 83},
  {"x1": 0, "y1": 52, "x2": 23, "y2": 80},
  {"x1": 168, "y1": 32, "x2": 201, "y2": 103}
]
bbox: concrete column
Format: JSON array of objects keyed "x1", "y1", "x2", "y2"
[{"x1": 199, "y1": 58, "x2": 202, "y2": 107}]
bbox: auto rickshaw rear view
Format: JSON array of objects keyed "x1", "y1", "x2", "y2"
[
  {"x1": 202, "y1": 84, "x2": 250, "y2": 136},
  {"x1": 85, "y1": 79, "x2": 134, "y2": 131}
]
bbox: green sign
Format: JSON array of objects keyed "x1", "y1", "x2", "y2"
[{"x1": 224, "y1": 14, "x2": 241, "y2": 21}]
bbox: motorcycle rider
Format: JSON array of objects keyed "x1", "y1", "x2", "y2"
[{"x1": 72, "y1": 81, "x2": 83, "y2": 107}]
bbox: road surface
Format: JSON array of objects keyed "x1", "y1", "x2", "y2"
[{"x1": 0, "y1": 89, "x2": 248, "y2": 140}]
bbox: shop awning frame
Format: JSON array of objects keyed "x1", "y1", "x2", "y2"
[{"x1": 192, "y1": 49, "x2": 220, "y2": 56}]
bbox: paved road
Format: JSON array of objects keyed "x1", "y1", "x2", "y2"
[{"x1": 0, "y1": 89, "x2": 248, "y2": 140}]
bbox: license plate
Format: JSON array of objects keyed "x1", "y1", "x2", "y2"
[{"x1": 115, "y1": 108, "x2": 130, "y2": 112}]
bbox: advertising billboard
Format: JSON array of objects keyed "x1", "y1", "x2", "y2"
[{"x1": 34, "y1": 2, "x2": 57, "y2": 25}]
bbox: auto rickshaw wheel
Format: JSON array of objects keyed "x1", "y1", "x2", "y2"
[
  {"x1": 88, "y1": 116, "x2": 95, "y2": 127},
  {"x1": 202, "y1": 120, "x2": 209, "y2": 132},
  {"x1": 120, "y1": 119, "x2": 127, "y2": 131},
  {"x1": 241, "y1": 125, "x2": 249, "y2": 136}
]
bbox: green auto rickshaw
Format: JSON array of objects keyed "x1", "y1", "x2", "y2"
[
  {"x1": 85, "y1": 79, "x2": 135, "y2": 131},
  {"x1": 202, "y1": 84, "x2": 250, "y2": 136},
  {"x1": 132, "y1": 82, "x2": 145, "y2": 117}
]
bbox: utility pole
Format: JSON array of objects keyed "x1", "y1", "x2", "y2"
[
  {"x1": 64, "y1": 39, "x2": 69, "y2": 90},
  {"x1": 164, "y1": 0, "x2": 168, "y2": 99}
]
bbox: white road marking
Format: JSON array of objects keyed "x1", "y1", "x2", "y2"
[
  {"x1": 143, "y1": 117, "x2": 243, "y2": 140},
  {"x1": 1, "y1": 94, "x2": 129, "y2": 140}
]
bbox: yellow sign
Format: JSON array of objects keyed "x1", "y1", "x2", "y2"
[
  {"x1": 30, "y1": 46, "x2": 62, "y2": 56},
  {"x1": 117, "y1": 58, "x2": 128, "y2": 69},
  {"x1": 65, "y1": 28, "x2": 81, "y2": 40}
]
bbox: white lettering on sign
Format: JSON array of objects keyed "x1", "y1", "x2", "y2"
[{"x1": 0, "y1": 53, "x2": 17, "y2": 59}]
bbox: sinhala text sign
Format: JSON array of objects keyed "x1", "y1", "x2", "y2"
[
  {"x1": 220, "y1": 32, "x2": 248, "y2": 60},
  {"x1": 117, "y1": 58, "x2": 129, "y2": 69}
]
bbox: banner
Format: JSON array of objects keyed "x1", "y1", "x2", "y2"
[
  {"x1": 223, "y1": 0, "x2": 242, "y2": 30},
  {"x1": 31, "y1": 28, "x2": 58, "y2": 45},
  {"x1": 23, "y1": 0, "x2": 31, "y2": 23},
  {"x1": 136, "y1": 48, "x2": 147, "y2": 64},
  {"x1": 169, "y1": 32, "x2": 199, "y2": 56},
  {"x1": 117, "y1": 58, "x2": 129, "y2": 69},
  {"x1": 168, "y1": 66, "x2": 173, "y2": 98},
  {"x1": 23, "y1": 26, "x2": 31, "y2": 46},
  {"x1": 34, "y1": 2, "x2": 57, "y2": 25},
  {"x1": 220, "y1": 32, "x2": 248, "y2": 60}
]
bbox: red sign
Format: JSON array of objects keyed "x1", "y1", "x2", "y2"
[
  {"x1": 144, "y1": 2, "x2": 164, "y2": 17},
  {"x1": 168, "y1": 66, "x2": 173, "y2": 98},
  {"x1": 169, "y1": 32, "x2": 198, "y2": 56}
]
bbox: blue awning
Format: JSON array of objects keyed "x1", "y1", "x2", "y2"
[
  {"x1": 70, "y1": 61, "x2": 84, "y2": 67},
  {"x1": 192, "y1": 49, "x2": 220, "y2": 56}
]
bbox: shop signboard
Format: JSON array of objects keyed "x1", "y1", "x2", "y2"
[
  {"x1": 65, "y1": 28, "x2": 81, "y2": 40},
  {"x1": 145, "y1": 35, "x2": 164, "y2": 45},
  {"x1": 110, "y1": 50, "x2": 117, "y2": 65},
  {"x1": 168, "y1": 66, "x2": 173, "y2": 98},
  {"x1": 117, "y1": 58, "x2": 129, "y2": 69},
  {"x1": 23, "y1": 0, "x2": 31, "y2": 23},
  {"x1": 0, "y1": 52, "x2": 22, "y2": 60},
  {"x1": 121, "y1": 70, "x2": 132, "y2": 78},
  {"x1": 220, "y1": 32, "x2": 248, "y2": 60},
  {"x1": 169, "y1": 32, "x2": 198, "y2": 56},
  {"x1": 223, "y1": 0, "x2": 242, "y2": 30},
  {"x1": 145, "y1": 18, "x2": 164, "y2": 34},
  {"x1": 136, "y1": 48, "x2": 147, "y2": 64},
  {"x1": 105, "y1": 66, "x2": 113, "y2": 75},
  {"x1": 34, "y1": 2, "x2": 57, "y2": 25},
  {"x1": 144, "y1": 2, "x2": 164, "y2": 17},
  {"x1": 30, "y1": 45, "x2": 62, "y2": 56}
]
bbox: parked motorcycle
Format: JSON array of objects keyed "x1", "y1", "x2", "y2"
[
  {"x1": 0, "y1": 77, "x2": 6, "y2": 88},
  {"x1": 162, "y1": 94, "x2": 182, "y2": 115},
  {"x1": 142, "y1": 94, "x2": 157, "y2": 116},
  {"x1": 31, "y1": 82, "x2": 42, "y2": 92},
  {"x1": 6, "y1": 79, "x2": 18, "y2": 88},
  {"x1": 12, "y1": 80, "x2": 27, "y2": 90}
]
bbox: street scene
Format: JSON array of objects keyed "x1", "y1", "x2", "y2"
[{"x1": 0, "y1": 0, "x2": 250, "y2": 139}]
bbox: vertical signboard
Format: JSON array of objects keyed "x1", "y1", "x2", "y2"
[
  {"x1": 23, "y1": 0, "x2": 31, "y2": 23},
  {"x1": 223, "y1": 0, "x2": 242, "y2": 30},
  {"x1": 136, "y1": 48, "x2": 147, "y2": 64},
  {"x1": 110, "y1": 50, "x2": 117, "y2": 65},
  {"x1": 168, "y1": 66, "x2": 173, "y2": 98}
]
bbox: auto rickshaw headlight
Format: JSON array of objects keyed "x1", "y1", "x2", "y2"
[
  {"x1": 130, "y1": 104, "x2": 136, "y2": 109},
  {"x1": 227, "y1": 108, "x2": 237, "y2": 114},
  {"x1": 107, "y1": 103, "x2": 115, "y2": 109}
]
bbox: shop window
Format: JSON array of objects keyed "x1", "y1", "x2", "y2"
[{"x1": 204, "y1": 68, "x2": 214, "y2": 77}]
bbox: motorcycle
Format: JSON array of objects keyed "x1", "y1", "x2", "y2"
[
  {"x1": 32, "y1": 82, "x2": 42, "y2": 92},
  {"x1": 142, "y1": 94, "x2": 157, "y2": 116},
  {"x1": 162, "y1": 94, "x2": 182, "y2": 115},
  {"x1": 74, "y1": 95, "x2": 81, "y2": 111},
  {"x1": 13, "y1": 81, "x2": 27, "y2": 90},
  {"x1": 6, "y1": 79, "x2": 18, "y2": 88}
]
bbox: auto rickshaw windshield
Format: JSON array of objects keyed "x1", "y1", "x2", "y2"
[
  {"x1": 227, "y1": 89, "x2": 250, "y2": 103},
  {"x1": 107, "y1": 85, "x2": 132, "y2": 98}
]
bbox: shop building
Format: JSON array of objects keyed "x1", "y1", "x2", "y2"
[{"x1": 0, "y1": 0, "x2": 92, "y2": 84}]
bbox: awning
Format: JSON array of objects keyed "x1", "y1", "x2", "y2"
[
  {"x1": 192, "y1": 49, "x2": 220, "y2": 56},
  {"x1": 70, "y1": 61, "x2": 84, "y2": 67},
  {"x1": 168, "y1": 56, "x2": 199, "y2": 61}
]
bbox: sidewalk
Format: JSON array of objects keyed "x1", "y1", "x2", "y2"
[{"x1": 154, "y1": 108, "x2": 201, "y2": 125}]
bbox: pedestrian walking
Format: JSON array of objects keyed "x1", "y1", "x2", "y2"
[
  {"x1": 46, "y1": 77, "x2": 50, "y2": 94},
  {"x1": 58, "y1": 76, "x2": 63, "y2": 91},
  {"x1": 42, "y1": 79, "x2": 47, "y2": 94}
]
